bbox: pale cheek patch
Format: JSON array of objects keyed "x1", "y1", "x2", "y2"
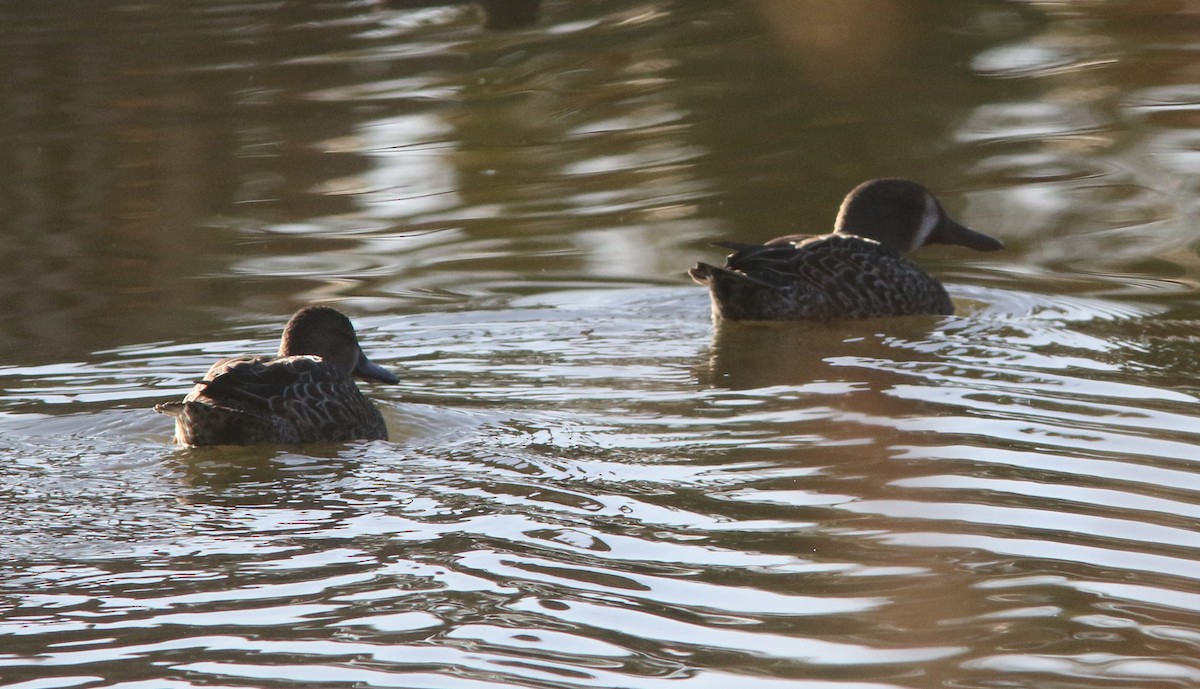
[{"x1": 912, "y1": 194, "x2": 940, "y2": 251}]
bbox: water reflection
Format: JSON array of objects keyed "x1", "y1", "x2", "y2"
[
  {"x1": 386, "y1": 0, "x2": 542, "y2": 30},
  {"x1": 0, "y1": 0, "x2": 1031, "y2": 363},
  {"x1": 4, "y1": 1, "x2": 1200, "y2": 688}
]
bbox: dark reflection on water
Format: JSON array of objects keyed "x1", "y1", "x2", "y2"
[{"x1": 4, "y1": 0, "x2": 1200, "y2": 688}]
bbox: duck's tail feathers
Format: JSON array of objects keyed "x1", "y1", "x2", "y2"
[
  {"x1": 154, "y1": 401, "x2": 184, "y2": 417},
  {"x1": 689, "y1": 262, "x2": 773, "y2": 288}
]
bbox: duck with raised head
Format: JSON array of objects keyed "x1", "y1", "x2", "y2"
[
  {"x1": 689, "y1": 178, "x2": 1004, "y2": 321},
  {"x1": 156, "y1": 305, "x2": 398, "y2": 446}
]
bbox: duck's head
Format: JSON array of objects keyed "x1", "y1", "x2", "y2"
[
  {"x1": 279, "y1": 305, "x2": 399, "y2": 384},
  {"x1": 833, "y1": 178, "x2": 1004, "y2": 255}
]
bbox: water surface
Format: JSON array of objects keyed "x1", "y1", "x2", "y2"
[{"x1": 3, "y1": 1, "x2": 1200, "y2": 687}]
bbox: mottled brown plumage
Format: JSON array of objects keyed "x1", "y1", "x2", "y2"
[
  {"x1": 155, "y1": 306, "x2": 398, "y2": 446},
  {"x1": 689, "y1": 179, "x2": 1004, "y2": 321}
]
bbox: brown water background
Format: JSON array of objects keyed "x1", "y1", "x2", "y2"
[{"x1": 4, "y1": 1, "x2": 1200, "y2": 687}]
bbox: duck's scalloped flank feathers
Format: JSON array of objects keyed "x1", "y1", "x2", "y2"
[
  {"x1": 155, "y1": 308, "x2": 395, "y2": 447},
  {"x1": 692, "y1": 234, "x2": 953, "y2": 320},
  {"x1": 689, "y1": 179, "x2": 1003, "y2": 322}
]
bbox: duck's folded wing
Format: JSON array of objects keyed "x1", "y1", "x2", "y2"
[
  {"x1": 191, "y1": 356, "x2": 326, "y2": 410},
  {"x1": 715, "y1": 240, "x2": 803, "y2": 265},
  {"x1": 718, "y1": 242, "x2": 813, "y2": 288}
]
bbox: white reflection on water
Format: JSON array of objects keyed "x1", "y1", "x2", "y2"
[
  {"x1": 504, "y1": 596, "x2": 965, "y2": 665},
  {"x1": 353, "y1": 115, "x2": 460, "y2": 218},
  {"x1": 8, "y1": 0, "x2": 1200, "y2": 687},
  {"x1": 3, "y1": 281, "x2": 1200, "y2": 688}
]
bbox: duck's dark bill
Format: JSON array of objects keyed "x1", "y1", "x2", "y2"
[
  {"x1": 935, "y1": 217, "x2": 1005, "y2": 252},
  {"x1": 354, "y1": 354, "x2": 399, "y2": 384}
]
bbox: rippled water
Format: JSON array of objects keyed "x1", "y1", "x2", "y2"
[{"x1": 4, "y1": 1, "x2": 1200, "y2": 687}]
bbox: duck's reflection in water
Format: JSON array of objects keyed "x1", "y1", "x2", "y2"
[{"x1": 698, "y1": 316, "x2": 950, "y2": 392}]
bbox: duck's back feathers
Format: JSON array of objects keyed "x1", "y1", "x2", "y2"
[
  {"x1": 690, "y1": 234, "x2": 953, "y2": 321},
  {"x1": 156, "y1": 355, "x2": 388, "y2": 446}
]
